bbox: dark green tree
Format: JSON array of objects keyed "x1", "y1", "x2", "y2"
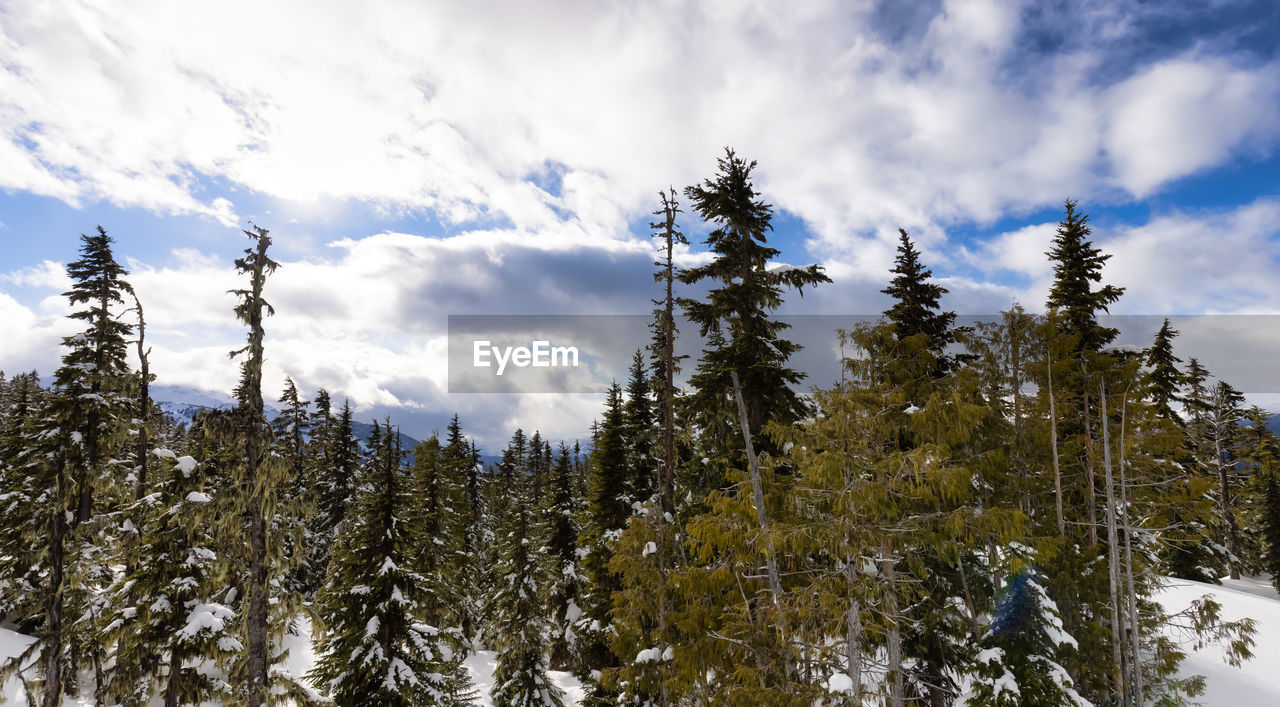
[
  {"x1": 1045, "y1": 199, "x2": 1124, "y2": 353},
  {"x1": 677, "y1": 148, "x2": 830, "y2": 453},
  {"x1": 487, "y1": 482, "x2": 564, "y2": 707},
  {"x1": 309, "y1": 422, "x2": 473, "y2": 705},
  {"x1": 1144, "y1": 319, "x2": 1182, "y2": 423},
  {"x1": 882, "y1": 228, "x2": 957, "y2": 365}
]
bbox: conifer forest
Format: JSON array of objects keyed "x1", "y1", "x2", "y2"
[{"x1": 0, "y1": 147, "x2": 1276, "y2": 707}]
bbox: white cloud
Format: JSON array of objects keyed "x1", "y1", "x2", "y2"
[
  {"x1": 1, "y1": 0, "x2": 1276, "y2": 264},
  {"x1": 1101, "y1": 199, "x2": 1280, "y2": 314},
  {"x1": 1104, "y1": 57, "x2": 1280, "y2": 197}
]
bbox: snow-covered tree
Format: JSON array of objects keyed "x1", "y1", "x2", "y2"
[
  {"x1": 956, "y1": 568, "x2": 1090, "y2": 707},
  {"x1": 310, "y1": 421, "x2": 473, "y2": 705},
  {"x1": 99, "y1": 447, "x2": 238, "y2": 706},
  {"x1": 488, "y1": 483, "x2": 564, "y2": 707}
]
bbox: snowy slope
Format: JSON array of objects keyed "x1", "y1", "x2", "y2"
[
  {"x1": 1155, "y1": 575, "x2": 1280, "y2": 706},
  {"x1": 3, "y1": 578, "x2": 1268, "y2": 705},
  {"x1": 0, "y1": 622, "x2": 583, "y2": 705}
]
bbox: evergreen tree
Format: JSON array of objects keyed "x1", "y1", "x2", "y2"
[
  {"x1": 444, "y1": 414, "x2": 484, "y2": 651},
  {"x1": 677, "y1": 148, "x2": 829, "y2": 455},
  {"x1": 224, "y1": 225, "x2": 308, "y2": 703},
  {"x1": 1264, "y1": 469, "x2": 1280, "y2": 593},
  {"x1": 1144, "y1": 318, "x2": 1182, "y2": 423},
  {"x1": 310, "y1": 422, "x2": 473, "y2": 705},
  {"x1": 0, "y1": 228, "x2": 135, "y2": 704},
  {"x1": 273, "y1": 378, "x2": 312, "y2": 596},
  {"x1": 956, "y1": 568, "x2": 1088, "y2": 707},
  {"x1": 576, "y1": 384, "x2": 630, "y2": 697},
  {"x1": 545, "y1": 443, "x2": 583, "y2": 671},
  {"x1": 881, "y1": 228, "x2": 957, "y2": 371},
  {"x1": 622, "y1": 350, "x2": 656, "y2": 505},
  {"x1": 1208, "y1": 380, "x2": 1246, "y2": 579},
  {"x1": 488, "y1": 482, "x2": 564, "y2": 707},
  {"x1": 99, "y1": 445, "x2": 237, "y2": 706},
  {"x1": 1045, "y1": 199, "x2": 1124, "y2": 353}
]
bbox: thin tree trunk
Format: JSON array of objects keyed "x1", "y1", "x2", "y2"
[
  {"x1": 1100, "y1": 380, "x2": 1126, "y2": 700},
  {"x1": 43, "y1": 455, "x2": 68, "y2": 707},
  {"x1": 882, "y1": 539, "x2": 904, "y2": 707},
  {"x1": 845, "y1": 561, "x2": 862, "y2": 703},
  {"x1": 654, "y1": 188, "x2": 680, "y2": 707},
  {"x1": 164, "y1": 646, "x2": 182, "y2": 707},
  {"x1": 730, "y1": 370, "x2": 790, "y2": 686},
  {"x1": 1048, "y1": 352, "x2": 1065, "y2": 537},
  {"x1": 730, "y1": 371, "x2": 782, "y2": 607},
  {"x1": 1117, "y1": 387, "x2": 1143, "y2": 706},
  {"x1": 1083, "y1": 377, "x2": 1099, "y2": 546}
]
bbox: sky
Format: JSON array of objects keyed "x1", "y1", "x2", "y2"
[{"x1": 2, "y1": 0, "x2": 1279, "y2": 448}]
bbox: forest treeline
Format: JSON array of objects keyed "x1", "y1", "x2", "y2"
[{"x1": 1, "y1": 147, "x2": 1278, "y2": 706}]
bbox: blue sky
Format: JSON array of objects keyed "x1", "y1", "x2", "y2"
[{"x1": 2, "y1": 0, "x2": 1279, "y2": 446}]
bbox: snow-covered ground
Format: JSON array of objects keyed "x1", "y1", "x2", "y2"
[
  {"x1": 463, "y1": 650, "x2": 584, "y2": 706},
  {"x1": 1155, "y1": 575, "x2": 1280, "y2": 706},
  {"x1": 2, "y1": 578, "x2": 1272, "y2": 705},
  {"x1": 0, "y1": 620, "x2": 584, "y2": 706}
]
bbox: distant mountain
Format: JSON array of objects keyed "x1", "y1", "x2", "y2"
[{"x1": 151, "y1": 384, "x2": 421, "y2": 450}]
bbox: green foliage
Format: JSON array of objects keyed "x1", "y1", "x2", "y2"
[
  {"x1": 310, "y1": 422, "x2": 473, "y2": 705},
  {"x1": 98, "y1": 446, "x2": 238, "y2": 706},
  {"x1": 487, "y1": 485, "x2": 564, "y2": 707}
]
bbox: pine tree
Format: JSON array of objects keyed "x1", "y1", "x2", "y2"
[
  {"x1": 622, "y1": 350, "x2": 656, "y2": 506},
  {"x1": 1208, "y1": 380, "x2": 1245, "y2": 579},
  {"x1": 956, "y1": 568, "x2": 1088, "y2": 707},
  {"x1": 545, "y1": 443, "x2": 582, "y2": 671},
  {"x1": 882, "y1": 228, "x2": 957, "y2": 371},
  {"x1": 443, "y1": 414, "x2": 484, "y2": 651},
  {"x1": 310, "y1": 422, "x2": 472, "y2": 705},
  {"x1": 677, "y1": 148, "x2": 830, "y2": 456},
  {"x1": 0, "y1": 228, "x2": 136, "y2": 704},
  {"x1": 576, "y1": 384, "x2": 629, "y2": 697},
  {"x1": 99, "y1": 444, "x2": 237, "y2": 706},
  {"x1": 273, "y1": 378, "x2": 312, "y2": 596},
  {"x1": 1264, "y1": 469, "x2": 1280, "y2": 593},
  {"x1": 1045, "y1": 199, "x2": 1124, "y2": 354},
  {"x1": 487, "y1": 482, "x2": 564, "y2": 707},
  {"x1": 1144, "y1": 319, "x2": 1182, "y2": 423}
]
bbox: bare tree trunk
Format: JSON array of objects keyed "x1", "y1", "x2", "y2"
[
  {"x1": 730, "y1": 370, "x2": 791, "y2": 685},
  {"x1": 1083, "y1": 377, "x2": 1099, "y2": 547},
  {"x1": 1100, "y1": 380, "x2": 1126, "y2": 701},
  {"x1": 1117, "y1": 387, "x2": 1143, "y2": 706},
  {"x1": 882, "y1": 539, "x2": 904, "y2": 707},
  {"x1": 1048, "y1": 352, "x2": 1065, "y2": 537},
  {"x1": 845, "y1": 561, "x2": 862, "y2": 703}
]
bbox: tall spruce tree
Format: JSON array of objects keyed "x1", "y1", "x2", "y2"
[
  {"x1": 310, "y1": 422, "x2": 472, "y2": 705},
  {"x1": 0, "y1": 228, "x2": 136, "y2": 705},
  {"x1": 545, "y1": 443, "x2": 583, "y2": 671},
  {"x1": 1144, "y1": 319, "x2": 1182, "y2": 423},
  {"x1": 576, "y1": 384, "x2": 630, "y2": 699},
  {"x1": 1045, "y1": 200, "x2": 1124, "y2": 353},
  {"x1": 487, "y1": 479, "x2": 564, "y2": 707},
  {"x1": 677, "y1": 148, "x2": 829, "y2": 454},
  {"x1": 882, "y1": 228, "x2": 957, "y2": 370}
]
